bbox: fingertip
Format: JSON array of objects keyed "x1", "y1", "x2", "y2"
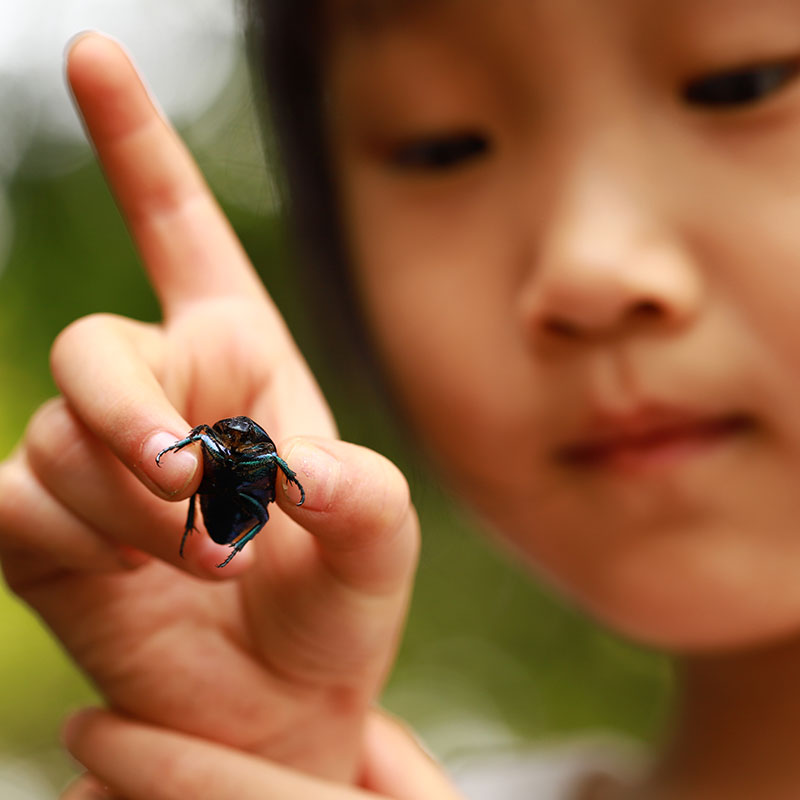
[
  {"x1": 280, "y1": 437, "x2": 412, "y2": 531},
  {"x1": 64, "y1": 30, "x2": 125, "y2": 90},
  {"x1": 139, "y1": 431, "x2": 200, "y2": 500},
  {"x1": 278, "y1": 438, "x2": 341, "y2": 513},
  {"x1": 64, "y1": 29, "x2": 104, "y2": 62},
  {"x1": 64, "y1": 31, "x2": 159, "y2": 142},
  {"x1": 276, "y1": 437, "x2": 418, "y2": 594}
]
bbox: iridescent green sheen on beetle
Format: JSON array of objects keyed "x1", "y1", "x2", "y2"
[{"x1": 156, "y1": 416, "x2": 305, "y2": 567}]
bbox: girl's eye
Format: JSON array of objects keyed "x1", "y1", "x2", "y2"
[
  {"x1": 389, "y1": 132, "x2": 490, "y2": 170},
  {"x1": 683, "y1": 60, "x2": 799, "y2": 108}
]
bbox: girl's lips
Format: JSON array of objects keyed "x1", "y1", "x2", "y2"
[{"x1": 555, "y1": 411, "x2": 756, "y2": 472}]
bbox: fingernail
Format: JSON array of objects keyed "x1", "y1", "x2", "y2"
[
  {"x1": 281, "y1": 440, "x2": 341, "y2": 513},
  {"x1": 141, "y1": 431, "x2": 199, "y2": 498}
]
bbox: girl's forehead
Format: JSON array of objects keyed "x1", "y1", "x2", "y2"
[
  {"x1": 322, "y1": 0, "x2": 641, "y2": 52},
  {"x1": 323, "y1": 0, "x2": 622, "y2": 76},
  {"x1": 324, "y1": 0, "x2": 800, "y2": 75},
  {"x1": 327, "y1": 0, "x2": 800, "y2": 35}
]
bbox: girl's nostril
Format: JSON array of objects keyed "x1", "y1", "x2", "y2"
[
  {"x1": 632, "y1": 299, "x2": 662, "y2": 318},
  {"x1": 544, "y1": 318, "x2": 582, "y2": 338}
]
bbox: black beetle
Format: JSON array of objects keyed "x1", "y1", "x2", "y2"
[{"x1": 155, "y1": 416, "x2": 305, "y2": 568}]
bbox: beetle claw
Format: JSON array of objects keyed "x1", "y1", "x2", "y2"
[{"x1": 289, "y1": 476, "x2": 305, "y2": 506}]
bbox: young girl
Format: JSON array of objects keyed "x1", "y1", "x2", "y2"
[{"x1": 4, "y1": 0, "x2": 800, "y2": 797}]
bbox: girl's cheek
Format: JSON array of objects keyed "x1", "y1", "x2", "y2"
[
  {"x1": 330, "y1": 28, "x2": 800, "y2": 648},
  {"x1": 357, "y1": 242, "x2": 800, "y2": 652}
]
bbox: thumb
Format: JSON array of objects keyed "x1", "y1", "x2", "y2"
[
  {"x1": 279, "y1": 437, "x2": 419, "y2": 594},
  {"x1": 246, "y1": 436, "x2": 419, "y2": 688}
]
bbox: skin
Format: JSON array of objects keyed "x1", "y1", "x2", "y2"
[
  {"x1": 9, "y1": 0, "x2": 800, "y2": 796},
  {"x1": 0, "y1": 33, "x2": 422, "y2": 792},
  {"x1": 324, "y1": 0, "x2": 800, "y2": 795},
  {"x1": 328, "y1": 0, "x2": 800, "y2": 650},
  {"x1": 59, "y1": 709, "x2": 461, "y2": 800}
]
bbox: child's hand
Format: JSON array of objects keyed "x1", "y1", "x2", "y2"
[
  {"x1": 61, "y1": 709, "x2": 463, "y2": 800},
  {"x1": 0, "y1": 34, "x2": 418, "y2": 783}
]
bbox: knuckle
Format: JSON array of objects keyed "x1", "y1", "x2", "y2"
[{"x1": 50, "y1": 312, "x2": 119, "y2": 378}]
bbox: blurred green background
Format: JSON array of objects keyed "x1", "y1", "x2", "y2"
[{"x1": 0, "y1": 4, "x2": 670, "y2": 795}]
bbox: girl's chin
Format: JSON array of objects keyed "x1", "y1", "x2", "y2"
[
  {"x1": 478, "y1": 474, "x2": 800, "y2": 653},
  {"x1": 586, "y1": 584, "x2": 800, "y2": 654},
  {"x1": 513, "y1": 537, "x2": 800, "y2": 654}
]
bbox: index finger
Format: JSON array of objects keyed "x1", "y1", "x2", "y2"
[{"x1": 65, "y1": 32, "x2": 266, "y2": 316}]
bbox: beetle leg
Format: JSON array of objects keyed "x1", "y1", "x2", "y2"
[
  {"x1": 216, "y1": 522, "x2": 265, "y2": 568},
  {"x1": 179, "y1": 492, "x2": 198, "y2": 559},
  {"x1": 271, "y1": 455, "x2": 306, "y2": 506},
  {"x1": 235, "y1": 455, "x2": 306, "y2": 506},
  {"x1": 195, "y1": 434, "x2": 229, "y2": 467},
  {"x1": 155, "y1": 425, "x2": 222, "y2": 466},
  {"x1": 215, "y1": 493, "x2": 267, "y2": 568}
]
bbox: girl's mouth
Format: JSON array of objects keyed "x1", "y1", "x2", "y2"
[{"x1": 555, "y1": 409, "x2": 756, "y2": 474}]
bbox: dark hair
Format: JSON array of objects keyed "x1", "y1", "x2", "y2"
[
  {"x1": 246, "y1": 0, "x2": 369, "y2": 370},
  {"x1": 245, "y1": 2, "x2": 426, "y2": 458}
]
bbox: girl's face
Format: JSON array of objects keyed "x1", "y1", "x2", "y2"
[{"x1": 325, "y1": 0, "x2": 800, "y2": 650}]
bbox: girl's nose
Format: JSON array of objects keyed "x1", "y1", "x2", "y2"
[{"x1": 520, "y1": 158, "x2": 703, "y2": 348}]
